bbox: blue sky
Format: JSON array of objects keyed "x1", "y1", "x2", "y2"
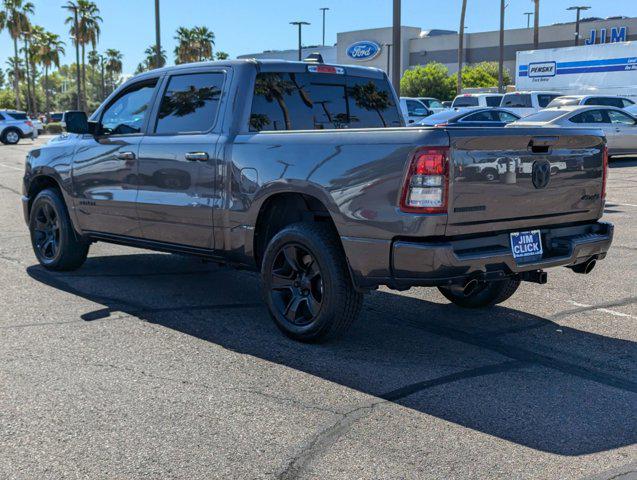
[{"x1": 1, "y1": 0, "x2": 637, "y2": 75}]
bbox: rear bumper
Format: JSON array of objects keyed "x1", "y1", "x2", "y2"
[{"x1": 389, "y1": 221, "x2": 613, "y2": 288}]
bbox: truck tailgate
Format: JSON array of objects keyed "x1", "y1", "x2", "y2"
[{"x1": 446, "y1": 127, "x2": 605, "y2": 236}]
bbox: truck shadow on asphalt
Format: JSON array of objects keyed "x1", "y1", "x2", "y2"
[{"x1": 26, "y1": 253, "x2": 637, "y2": 457}]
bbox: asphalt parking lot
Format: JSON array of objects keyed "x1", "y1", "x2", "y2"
[{"x1": 0, "y1": 136, "x2": 635, "y2": 480}]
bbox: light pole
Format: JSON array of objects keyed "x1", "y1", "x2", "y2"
[
  {"x1": 498, "y1": 0, "x2": 506, "y2": 93},
  {"x1": 567, "y1": 5, "x2": 590, "y2": 46},
  {"x1": 383, "y1": 43, "x2": 392, "y2": 78},
  {"x1": 63, "y1": 4, "x2": 82, "y2": 110},
  {"x1": 524, "y1": 12, "x2": 533, "y2": 28},
  {"x1": 532, "y1": 0, "x2": 540, "y2": 49},
  {"x1": 154, "y1": 0, "x2": 162, "y2": 68},
  {"x1": 320, "y1": 8, "x2": 329, "y2": 46},
  {"x1": 290, "y1": 21, "x2": 310, "y2": 61},
  {"x1": 392, "y1": 0, "x2": 401, "y2": 96}
]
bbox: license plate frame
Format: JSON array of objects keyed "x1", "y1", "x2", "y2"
[{"x1": 510, "y1": 230, "x2": 543, "y2": 262}]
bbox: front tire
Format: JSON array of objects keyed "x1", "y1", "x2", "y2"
[
  {"x1": 261, "y1": 222, "x2": 363, "y2": 343},
  {"x1": 29, "y1": 188, "x2": 89, "y2": 271},
  {"x1": 438, "y1": 277, "x2": 520, "y2": 308}
]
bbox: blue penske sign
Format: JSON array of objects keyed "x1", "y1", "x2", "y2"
[{"x1": 520, "y1": 56, "x2": 637, "y2": 77}]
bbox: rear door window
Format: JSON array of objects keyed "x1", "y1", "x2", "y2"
[
  {"x1": 155, "y1": 72, "x2": 225, "y2": 134},
  {"x1": 250, "y1": 71, "x2": 401, "y2": 131}
]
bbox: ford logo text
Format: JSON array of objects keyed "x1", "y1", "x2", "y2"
[{"x1": 346, "y1": 41, "x2": 381, "y2": 61}]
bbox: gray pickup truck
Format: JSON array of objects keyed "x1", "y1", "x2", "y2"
[{"x1": 22, "y1": 59, "x2": 613, "y2": 342}]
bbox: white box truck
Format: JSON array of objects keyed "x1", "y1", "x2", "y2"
[{"x1": 516, "y1": 41, "x2": 637, "y2": 98}]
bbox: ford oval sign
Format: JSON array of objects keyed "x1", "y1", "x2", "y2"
[{"x1": 346, "y1": 41, "x2": 381, "y2": 61}]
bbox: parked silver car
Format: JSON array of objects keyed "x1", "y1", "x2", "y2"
[
  {"x1": 0, "y1": 110, "x2": 36, "y2": 145},
  {"x1": 509, "y1": 106, "x2": 637, "y2": 157}
]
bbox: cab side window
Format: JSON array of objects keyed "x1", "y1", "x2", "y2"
[
  {"x1": 100, "y1": 80, "x2": 157, "y2": 135},
  {"x1": 155, "y1": 73, "x2": 225, "y2": 134}
]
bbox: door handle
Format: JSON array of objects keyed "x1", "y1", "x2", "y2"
[
  {"x1": 185, "y1": 152, "x2": 209, "y2": 162},
  {"x1": 116, "y1": 151, "x2": 136, "y2": 160}
]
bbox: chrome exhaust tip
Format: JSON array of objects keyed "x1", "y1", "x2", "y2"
[{"x1": 571, "y1": 258, "x2": 597, "y2": 274}]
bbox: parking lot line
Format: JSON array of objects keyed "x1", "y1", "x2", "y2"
[{"x1": 567, "y1": 301, "x2": 636, "y2": 319}]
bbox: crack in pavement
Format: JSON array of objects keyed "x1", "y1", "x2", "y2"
[
  {"x1": 0, "y1": 182, "x2": 21, "y2": 195},
  {"x1": 277, "y1": 360, "x2": 525, "y2": 479}
]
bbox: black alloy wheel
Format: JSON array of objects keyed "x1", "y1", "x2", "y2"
[
  {"x1": 269, "y1": 243, "x2": 324, "y2": 326},
  {"x1": 32, "y1": 200, "x2": 60, "y2": 261}
]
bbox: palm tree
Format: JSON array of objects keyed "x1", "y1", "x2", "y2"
[
  {"x1": 215, "y1": 51, "x2": 229, "y2": 60},
  {"x1": 35, "y1": 30, "x2": 65, "y2": 115},
  {"x1": 5, "y1": 56, "x2": 23, "y2": 90},
  {"x1": 136, "y1": 45, "x2": 166, "y2": 73},
  {"x1": 174, "y1": 26, "x2": 215, "y2": 64},
  {"x1": 457, "y1": 0, "x2": 467, "y2": 94},
  {"x1": 192, "y1": 26, "x2": 214, "y2": 61},
  {"x1": 174, "y1": 26, "x2": 195, "y2": 64},
  {"x1": 87, "y1": 48, "x2": 99, "y2": 100},
  {"x1": 0, "y1": 0, "x2": 35, "y2": 110},
  {"x1": 24, "y1": 24, "x2": 45, "y2": 113},
  {"x1": 65, "y1": 0, "x2": 102, "y2": 110},
  {"x1": 104, "y1": 48, "x2": 122, "y2": 93}
]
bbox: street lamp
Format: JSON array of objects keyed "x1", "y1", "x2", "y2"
[
  {"x1": 154, "y1": 0, "x2": 162, "y2": 69},
  {"x1": 567, "y1": 5, "x2": 591, "y2": 46},
  {"x1": 320, "y1": 8, "x2": 329, "y2": 47},
  {"x1": 290, "y1": 21, "x2": 310, "y2": 61},
  {"x1": 524, "y1": 12, "x2": 533, "y2": 29},
  {"x1": 62, "y1": 4, "x2": 82, "y2": 110},
  {"x1": 392, "y1": 0, "x2": 401, "y2": 96}
]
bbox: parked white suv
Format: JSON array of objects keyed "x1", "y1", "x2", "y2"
[
  {"x1": 0, "y1": 110, "x2": 36, "y2": 145},
  {"x1": 499, "y1": 91, "x2": 563, "y2": 117},
  {"x1": 451, "y1": 93, "x2": 503, "y2": 108},
  {"x1": 547, "y1": 95, "x2": 635, "y2": 110}
]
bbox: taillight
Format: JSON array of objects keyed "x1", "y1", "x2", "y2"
[
  {"x1": 400, "y1": 147, "x2": 449, "y2": 213},
  {"x1": 601, "y1": 144, "x2": 608, "y2": 200},
  {"x1": 26, "y1": 120, "x2": 33, "y2": 127}
]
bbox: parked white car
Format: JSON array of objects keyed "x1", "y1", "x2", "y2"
[
  {"x1": 451, "y1": 93, "x2": 503, "y2": 109},
  {"x1": 399, "y1": 97, "x2": 431, "y2": 125},
  {"x1": 416, "y1": 97, "x2": 447, "y2": 114},
  {"x1": 547, "y1": 95, "x2": 635, "y2": 109},
  {"x1": 499, "y1": 91, "x2": 563, "y2": 117},
  {"x1": 508, "y1": 105, "x2": 637, "y2": 157}
]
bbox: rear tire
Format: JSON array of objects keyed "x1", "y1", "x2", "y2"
[
  {"x1": 261, "y1": 222, "x2": 363, "y2": 343},
  {"x1": 438, "y1": 277, "x2": 520, "y2": 308},
  {"x1": 1, "y1": 128, "x2": 21, "y2": 145},
  {"x1": 29, "y1": 188, "x2": 89, "y2": 271}
]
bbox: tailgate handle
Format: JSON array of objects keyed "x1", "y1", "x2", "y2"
[{"x1": 528, "y1": 136, "x2": 558, "y2": 154}]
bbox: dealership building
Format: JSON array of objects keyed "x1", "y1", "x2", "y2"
[{"x1": 239, "y1": 16, "x2": 637, "y2": 78}]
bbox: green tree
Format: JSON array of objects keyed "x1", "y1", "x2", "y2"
[
  {"x1": 400, "y1": 62, "x2": 455, "y2": 101},
  {"x1": 462, "y1": 61, "x2": 511, "y2": 89},
  {"x1": 215, "y1": 51, "x2": 229, "y2": 60},
  {"x1": 0, "y1": 0, "x2": 34, "y2": 109},
  {"x1": 0, "y1": 67, "x2": 5, "y2": 88}
]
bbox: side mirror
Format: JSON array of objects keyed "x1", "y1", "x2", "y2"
[{"x1": 62, "y1": 111, "x2": 89, "y2": 134}]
